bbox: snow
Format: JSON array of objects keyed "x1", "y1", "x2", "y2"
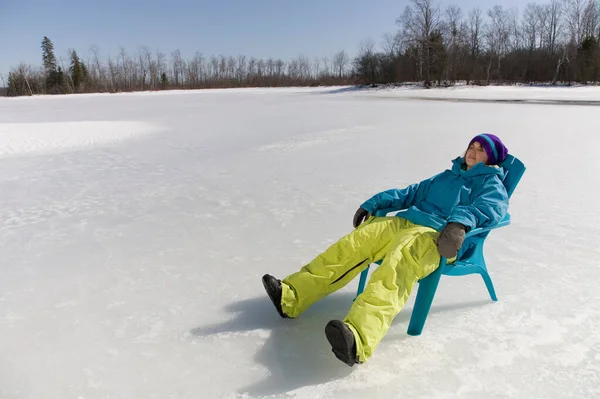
[
  {"x1": 323, "y1": 84, "x2": 600, "y2": 104},
  {"x1": 1, "y1": 86, "x2": 599, "y2": 399},
  {"x1": 0, "y1": 122, "x2": 162, "y2": 158}
]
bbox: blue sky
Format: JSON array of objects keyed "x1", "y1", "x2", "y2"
[{"x1": 1, "y1": 0, "x2": 527, "y2": 79}]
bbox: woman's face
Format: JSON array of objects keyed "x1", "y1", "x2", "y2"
[{"x1": 465, "y1": 141, "x2": 488, "y2": 169}]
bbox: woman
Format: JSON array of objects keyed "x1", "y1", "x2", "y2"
[{"x1": 262, "y1": 133, "x2": 510, "y2": 366}]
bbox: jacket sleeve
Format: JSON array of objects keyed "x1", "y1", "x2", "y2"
[
  {"x1": 360, "y1": 175, "x2": 436, "y2": 214},
  {"x1": 448, "y1": 175, "x2": 509, "y2": 230}
]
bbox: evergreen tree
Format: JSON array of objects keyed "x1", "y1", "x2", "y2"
[
  {"x1": 578, "y1": 36, "x2": 599, "y2": 82},
  {"x1": 428, "y1": 30, "x2": 447, "y2": 85},
  {"x1": 55, "y1": 66, "x2": 65, "y2": 88},
  {"x1": 41, "y1": 36, "x2": 64, "y2": 93},
  {"x1": 41, "y1": 36, "x2": 57, "y2": 75},
  {"x1": 69, "y1": 50, "x2": 85, "y2": 91},
  {"x1": 7, "y1": 72, "x2": 20, "y2": 96},
  {"x1": 80, "y1": 62, "x2": 89, "y2": 91}
]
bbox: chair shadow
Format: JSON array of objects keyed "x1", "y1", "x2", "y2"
[{"x1": 190, "y1": 292, "x2": 493, "y2": 397}]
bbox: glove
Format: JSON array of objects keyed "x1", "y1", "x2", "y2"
[
  {"x1": 437, "y1": 222, "x2": 467, "y2": 258},
  {"x1": 353, "y1": 207, "x2": 371, "y2": 228}
]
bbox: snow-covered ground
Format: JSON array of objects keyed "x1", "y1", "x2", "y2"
[
  {"x1": 330, "y1": 84, "x2": 600, "y2": 103},
  {"x1": 1, "y1": 86, "x2": 599, "y2": 399}
]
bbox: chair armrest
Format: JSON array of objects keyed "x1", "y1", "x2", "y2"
[
  {"x1": 373, "y1": 208, "x2": 402, "y2": 217},
  {"x1": 371, "y1": 210, "x2": 512, "y2": 239},
  {"x1": 464, "y1": 213, "x2": 511, "y2": 238}
]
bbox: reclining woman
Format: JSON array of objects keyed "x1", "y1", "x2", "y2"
[{"x1": 263, "y1": 133, "x2": 510, "y2": 366}]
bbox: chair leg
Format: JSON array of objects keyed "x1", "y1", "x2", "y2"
[
  {"x1": 480, "y1": 272, "x2": 498, "y2": 302},
  {"x1": 355, "y1": 267, "x2": 370, "y2": 301},
  {"x1": 407, "y1": 262, "x2": 444, "y2": 336}
]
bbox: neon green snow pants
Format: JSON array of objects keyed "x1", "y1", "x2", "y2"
[{"x1": 280, "y1": 216, "x2": 442, "y2": 363}]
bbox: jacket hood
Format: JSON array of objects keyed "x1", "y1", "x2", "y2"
[{"x1": 451, "y1": 157, "x2": 505, "y2": 179}]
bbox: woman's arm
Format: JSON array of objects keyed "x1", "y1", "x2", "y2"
[
  {"x1": 447, "y1": 175, "x2": 509, "y2": 231},
  {"x1": 359, "y1": 175, "x2": 437, "y2": 214}
]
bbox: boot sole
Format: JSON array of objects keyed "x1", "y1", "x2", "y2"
[
  {"x1": 325, "y1": 321, "x2": 357, "y2": 367},
  {"x1": 262, "y1": 275, "x2": 288, "y2": 319}
]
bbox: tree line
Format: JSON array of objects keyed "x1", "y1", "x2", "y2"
[
  {"x1": 355, "y1": 0, "x2": 600, "y2": 86},
  {"x1": 3, "y1": 0, "x2": 600, "y2": 97},
  {"x1": 3, "y1": 39, "x2": 353, "y2": 96}
]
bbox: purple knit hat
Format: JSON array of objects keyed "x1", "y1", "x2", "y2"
[{"x1": 468, "y1": 133, "x2": 508, "y2": 165}]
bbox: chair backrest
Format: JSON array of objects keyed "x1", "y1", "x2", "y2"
[{"x1": 499, "y1": 155, "x2": 526, "y2": 198}]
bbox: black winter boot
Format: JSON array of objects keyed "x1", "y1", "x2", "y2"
[
  {"x1": 262, "y1": 274, "x2": 289, "y2": 319},
  {"x1": 325, "y1": 320, "x2": 360, "y2": 366}
]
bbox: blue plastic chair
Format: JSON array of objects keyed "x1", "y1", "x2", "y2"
[{"x1": 355, "y1": 155, "x2": 526, "y2": 336}]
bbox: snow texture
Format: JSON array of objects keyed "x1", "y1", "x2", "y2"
[{"x1": 0, "y1": 86, "x2": 599, "y2": 399}]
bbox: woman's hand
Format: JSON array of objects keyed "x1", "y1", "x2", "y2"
[
  {"x1": 437, "y1": 222, "x2": 467, "y2": 258},
  {"x1": 353, "y1": 207, "x2": 371, "y2": 228}
]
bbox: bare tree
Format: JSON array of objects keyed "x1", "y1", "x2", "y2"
[
  {"x1": 117, "y1": 47, "x2": 138, "y2": 91},
  {"x1": 276, "y1": 58, "x2": 284, "y2": 82},
  {"x1": 444, "y1": 5, "x2": 464, "y2": 82},
  {"x1": 564, "y1": 0, "x2": 585, "y2": 44},
  {"x1": 189, "y1": 51, "x2": 203, "y2": 87},
  {"x1": 485, "y1": 5, "x2": 511, "y2": 82},
  {"x1": 276, "y1": 59, "x2": 285, "y2": 78},
  {"x1": 508, "y1": 8, "x2": 522, "y2": 52},
  {"x1": 207, "y1": 55, "x2": 217, "y2": 81},
  {"x1": 299, "y1": 55, "x2": 311, "y2": 80},
  {"x1": 358, "y1": 38, "x2": 376, "y2": 56},
  {"x1": 524, "y1": 3, "x2": 541, "y2": 51},
  {"x1": 107, "y1": 56, "x2": 119, "y2": 92},
  {"x1": 266, "y1": 57, "x2": 275, "y2": 79},
  {"x1": 581, "y1": 0, "x2": 599, "y2": 39},
  {"x1": 172, "y1": 49, "x2": 184, "y2": 87},
  {"x1": 553, "y1": 46, "x2": 571, "y2": 83},
  {"x1": 536, "y1": 4, "x2": 550, "y2": 50},
  {"x1": 288, "y1": 56, "x2": 311, "y2": 82},
  {"x1": 539, "y1": 1, "x2": 567, "y2": 82},
  {"x1": 247, "y1": 57, "x2": 257, "y2": 84},
  {"x1": 287, "y1": 58, "x2": 298, "y2": 81},
  {"x1": 156, "y1": 51, "x2": 167, "y2": 85},
  {"x1": 137, "y1": 47, "x2": 150, "y2": 90},
  {"x1": 226, "y1": 56, "x2": 237, "y2": 82},
  {"x1": 445, "y1": 5, "x2": 463, "y2": 42},
  {"x1": 8, "y1": 63, "x2": 36, "y2": 95},
  {"x1": 58, "y1": 54, "x2": 75, "y2": 94},
  {"x1": 218, "y1": 55, "x2": 227, "y2": 81},
  {"x1": 312, "y1": 57, "x2": 321, "y2": 79},
  {"x1": 549, "y1": 0, "x2": 564, "y2": 53},
  {"x1": 256, "y1": 59, "x2": 265, "y2": 79},
  {"x1": 397, "y1": 0, "x2": 443, "y2": 84},
  {"x1": 139, "y1": 47, "x2": 157, "y2": 90},
  {"x1": 236, "y1": 54, "x2": 247, "y2": 83},
  {"x1": 355, "y1": 38, "x2": 381, "y2": 84},
  {"x1": 597, "y1": 0, "x2": 600, "y2": 38},
  {"x1": 321, "y1": 56, "x2": 331, "y2": 77},
  {"x1": 381, "y1": 32, "x2": 402, "y2": 56},
  {"x1": 332, "y1": 50, "x2": 350, "y2": 77},
  {"x1": 89, "y1": 45, "x2": 108, "y2": 92},
  {"x1": 467, "y1": 8, "x2": 484, "y2": 83}
]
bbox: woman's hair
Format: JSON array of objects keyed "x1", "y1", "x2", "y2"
[{"x1": 462, "y1": 148, "x2": 491, "y2": 166}]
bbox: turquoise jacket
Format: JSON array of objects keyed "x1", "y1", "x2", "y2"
[{"x1": 360, "y1": 158, "x2": 509, "y2": 232}]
